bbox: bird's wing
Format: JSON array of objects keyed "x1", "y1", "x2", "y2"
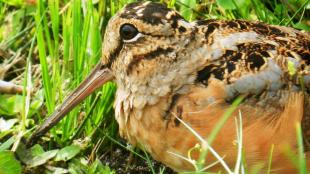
[
  {"x1": 191, "y1": 20, "x2": 310, "y2": 148},
  {"x1": 195, "y1": 20, "x2": 309, "y2": 98}
]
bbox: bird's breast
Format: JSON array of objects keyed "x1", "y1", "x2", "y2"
[{"x1": 113, "y1": 79, "x2": 308, "y2": 172}]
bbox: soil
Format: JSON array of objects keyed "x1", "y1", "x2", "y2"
[{"x1": 100, "y1": 147, "x2": 175, "y2": 174}]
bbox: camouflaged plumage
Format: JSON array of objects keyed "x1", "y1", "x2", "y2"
[
  {"x1": 30, "y1": 1, "x2": 310, "y2": 173},
  {"x1": 100, "y1": 2, "x2": 310, "y2": 172}
]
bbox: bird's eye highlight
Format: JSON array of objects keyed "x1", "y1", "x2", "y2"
[{"x1": 120, "y1": 24, "x2": 139, "y2": 41}]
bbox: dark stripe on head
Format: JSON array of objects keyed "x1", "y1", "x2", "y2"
[
  {"x1": 127, "y1": 47, "x2": 174, "y2": 74},
  {"x1": 120, "y1": 2, "x2": 184, "y2": 25},
  {"x1": 106, "y1": 41, "x2": 124, "y2": 68},
  {"x1": 144, "y1": 47, "x2": 174, "y2": 60}
]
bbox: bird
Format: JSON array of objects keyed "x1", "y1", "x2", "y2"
[{"x1": 28, "y1": 1, "x2": 310, "y2": 173}]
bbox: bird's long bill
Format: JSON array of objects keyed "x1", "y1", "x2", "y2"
[{"x1": 28, "y1": 62, "x2": 113, "y2": 145}]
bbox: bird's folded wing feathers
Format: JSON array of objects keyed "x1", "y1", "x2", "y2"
[
  {"x1": 192, "y1": 20, "x2": 310, "y2": 149},
  {"x1": 195, "y1": 20, "x2": 309, "y2": 99}
]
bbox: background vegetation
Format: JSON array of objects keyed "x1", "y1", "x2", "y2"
[{"x1": 0, "y1": 0, "x2": 309, "y2": 173}]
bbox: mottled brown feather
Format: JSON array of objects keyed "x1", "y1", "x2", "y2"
[{"x1": 101, "y1": 1, "x2": 310, "y2": 173}]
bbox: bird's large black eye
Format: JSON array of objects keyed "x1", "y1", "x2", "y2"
[{"x1": 120, "y1": 24, "x2": 139, "y2": 40}]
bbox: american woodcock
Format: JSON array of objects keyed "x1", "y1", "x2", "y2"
[{"x1": 29, "y1": 1, "x2": 310, "y2": 173}]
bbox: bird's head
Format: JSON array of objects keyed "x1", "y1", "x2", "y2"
[
  {"x1": 28, "y1": 1, "x2": 203, "y2": 143},
  {"x1": 102, "y1": 1, "x2": 198, "y2": 101}
]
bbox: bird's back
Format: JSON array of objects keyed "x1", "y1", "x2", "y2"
[
  {"x1": 194, "y1": 19, "x2": 309, "y2": 95},
  {"x1": 191, "y1": 20, "x2": 310, "y2": 149}
]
